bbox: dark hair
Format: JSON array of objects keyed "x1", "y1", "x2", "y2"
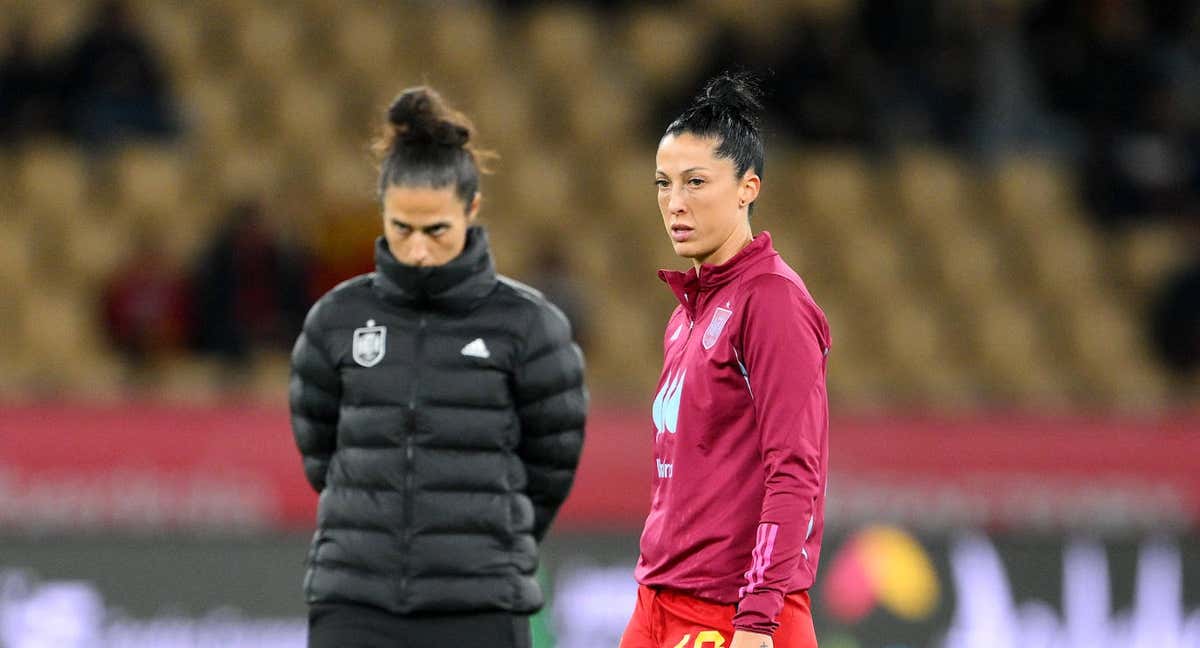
[
  {"x1": 373, "y1": 86, "x2": 494, "y2": 208},
  {"x1": 665, "y1": 72, "x2": 765, "y2": 209}
]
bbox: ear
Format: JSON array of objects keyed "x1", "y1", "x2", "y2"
[
  {"x1": 738, "y1": 172, "x2": 761, "y2": 208},
  {"x1": 466, "y1": 192, "x2": 482, "y2": 222}
]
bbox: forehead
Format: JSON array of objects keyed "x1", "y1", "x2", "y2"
[
  {"x1": 382, "y1": 185, "x2": 464, "y2": 222},
  {"x1": 655, "y1": 132, "x2": 731, "y2": 174}
]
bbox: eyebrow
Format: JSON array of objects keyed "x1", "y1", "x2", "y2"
[{"x1": 389, "y1": 218, "x2": 451, "y2": 234}]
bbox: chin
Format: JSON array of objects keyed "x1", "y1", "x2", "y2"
[{"x1": 670, "y1": 240, "x2": 709, "y2": 263}]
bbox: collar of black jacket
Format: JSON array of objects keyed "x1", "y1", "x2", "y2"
[{"x1": 372, "y1": 226, "x2": 497, "y2": 312}]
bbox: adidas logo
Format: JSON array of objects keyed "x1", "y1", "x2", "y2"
[{"x1": 461, "y1": 338, "x2": 490, "y2": 359}]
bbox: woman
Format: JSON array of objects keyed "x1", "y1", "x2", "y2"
[
  {"x1": 289, "y1": 86, "x2": 587, "y2": 648},
  {"x1": 620, "y1": 73, "x2": 831, "y2": 648}
]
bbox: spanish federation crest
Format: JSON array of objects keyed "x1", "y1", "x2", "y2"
[
  {"x1": 352, "y1": 319, "x2": 386, "y2": 367},
  {"x1": 702, "y1": 307, "x2": 733, "y2": 350}
]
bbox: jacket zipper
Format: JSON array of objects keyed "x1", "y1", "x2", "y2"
[{"x1": 401, "y1": 315, "x2": 426, "y2": 593}]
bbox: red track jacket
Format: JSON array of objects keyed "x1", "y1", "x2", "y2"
[{"x1": 634, "y1": 232, "x2": 831, "y2": 636}]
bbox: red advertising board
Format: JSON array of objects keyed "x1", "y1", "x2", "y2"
[{"x1": 1, "y1": 403, "x2": 1197, "y2": 532}]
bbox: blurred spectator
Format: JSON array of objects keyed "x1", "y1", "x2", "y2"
[
  {"x1": 101, "y1": 224, "x2": 190, "y2": 369},
  {"x1": 190, "y1": 200, "x2": 313, "y2": 363},
  {"x1": 0, "y1": 22, "x2": 58, "y2": 145},
  {"x1": 772, "y1": 14, "x2": 880, "y2": 146},
  {"x1": 861, "y1": 0, "x2": 980, "y2": 146},
  {"x1": 972, "y1": 0, "x2": 1080, "y2": 159},
  {"x1": 59, "y1": 0, "x2": 180, "y2": 148}
]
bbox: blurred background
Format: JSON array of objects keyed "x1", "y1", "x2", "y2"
[{"x1": 1, "y1": 0, "x2": 1198, "y2": 646}]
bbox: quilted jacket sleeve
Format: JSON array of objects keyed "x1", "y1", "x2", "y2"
[
  {"x1": 289, "y1": 302, "x2": 341, "y2": 493},
  {"x1": 512, "y1": 300, "x2": 588, "y2": 541}
]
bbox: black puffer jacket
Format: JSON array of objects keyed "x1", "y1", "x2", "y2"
[{"x1": 289, "y1": 227, "x2": 587, "y2": 615}]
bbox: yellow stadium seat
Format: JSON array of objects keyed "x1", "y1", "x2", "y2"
[
  {"x1": 333, "y1": 5, "x2": 401, "y2": 84},
  {"x1": 139, "y1": 1, "x2": 204, "y2": 81},
  {"x1": 622, "y1": 8, "x2": 711, "y2": 96},
  {"x1": 318, "y1": 148, "x2": 374, "y2": 207},
  {"x1": 989, "y1": 154, "x2": 1079, "y2": 226},
  {"x1": 505, "y1": 145, "x2": 575, "y2": 227},
  {"x1": 17, "y1": 143, "x2": 90, "y2": 220},
  {"x1": 469, "y1": 72, "x2": 537, "y2": 154},
  {"x1": 23, "y1": 0, "x2": 87, "y2": 58},
  {"x1": 564, "y1": 75, "x2": 640, "y2": 150},
  {"x1": 233, "y1": 6, "x2": 302, "y2": 80},
  {"x1": 64, "y1": 210, "x2": 132, "y2": 293},
  {"x1": 930, "y1": 227, "x2": 1006, "y2": 309},
  {"x1": 0, "y1": 221, "x2": 33, "y2": 287},
  {"x1": 892, "y1": 147, "x2": 981, "y2": 226},
  {"x1": 428, "y1": 5, "x2": 500, "y2": 84},
  {"x1": 1021, "y1": 221, "x2": 1103, "y2": 303},
  {"x1": 178, "y1": 75, "x2": 242, "y2": 148},
  {"x1": 1115, "y1": 221, "x2": 1193, "y2": 295},
  {"x1": 966, "y1": 295, "x2": 1072, "y2": 405},
  {"x1": 524, "y1": 5, "x2": 602, "y2": 84},
  {"x1": 790, "y1": 151, "x2": 882, "y2": 256},
  {"x1": 273, "y1": 75, "x2": 342, "y2": 151},
  {"x1": 20, "y1": 285, "x2": 102, "y2": 374},
  {"x1": 111, "y1": 145, "x2": 188, "y2": 218}
]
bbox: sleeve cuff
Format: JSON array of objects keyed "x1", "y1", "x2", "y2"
[{"x1": 732, "y1": 589, "x2": 784, "y2": 636}]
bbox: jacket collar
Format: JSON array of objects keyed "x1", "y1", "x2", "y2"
[
  {"x1": 658, "y1": 231, "x2": 777, "y2": 313},
  {"x1": 372, "y1": 226, "x2": 497, "y2": 312}
]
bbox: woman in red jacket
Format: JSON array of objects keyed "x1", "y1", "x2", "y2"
[{"x1": 620, "y1": 72, "x2": 831, "y2": 648}]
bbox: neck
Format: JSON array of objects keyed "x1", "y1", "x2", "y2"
[{"x1": 693, "y1": 225, "x2": 753, "y2": 273}]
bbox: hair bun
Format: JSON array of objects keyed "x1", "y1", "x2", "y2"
[
  {"x1": 387, "y1": 87, "x2": 470, "y2": 148},
  {"x1": 698, "y1": 71, "x2": 764, "y2": 125}
]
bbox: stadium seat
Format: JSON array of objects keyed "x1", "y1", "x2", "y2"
[
  {"x1": 63, "y1": 210, "x2": 132, "y2": 293},
  {"x1": 1021, "y1": 221, "x2": 1103, "y2": 303},
  {"x1": 21, "y1": 0, "x2": 88, "y2": 58},
  {"x1": 989, "y1": 154, "x2": 1078, "y2": 223},
  {"x1": 563, "y1": 75, "x2": 640, "y2": 150},
  {"x1": 178, "y1": 74, "x2": 242, "y2": 149},
  {"x1": 111, "y1": 145, "x2": 188, "y2": 218},
  {"x1": 966, "y1": 296, "x2": 1072, "y2": 406},
  {"x1": 1061, "y1": 295, "x2": 1165, "y2": 408},
  {"x1": 17, "y1": 143, "x2": 90, "y2": 222},
  {"x1": 468, "y1": 72, "x2": 537, "y2": 154},
  {"x1": 1114, "y1": 221, "x2": 1193, "y2": 296},
  {"x1": 272, "y1": 75, "x2": 342, "y2": 153},
  {"x1": 139, "y1": 1, "x2": 204, "y2": 81},
  {"x1": 622, "y1": 8, "x2": 711, "y2": 97},
  {"x1": 0, "y1": 221, "x2": 34, "y2": 287},
  {"x1": 524, "y1": 5, "x2": 602, "y2": 85},
  {"x1": 331, "y1": 4, "x2": 402, "y2": 86},
  {"x1": 233, "y1": 6, "x2": 302, "y2": 81},
  {"x1": 428, "y1": 5, "x2": 500, "y2": 85},
  {"x1": 930, "y1": 227, "x2": 1006, "y2": 309}
]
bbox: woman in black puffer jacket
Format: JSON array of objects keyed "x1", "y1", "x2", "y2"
[{"x1": 289, "y1": 86, "x2": 587, "y2": 648}]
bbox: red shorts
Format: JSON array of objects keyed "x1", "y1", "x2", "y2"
[{"x1": 618, "y1": 585, "x2": 817, "y2": 648}]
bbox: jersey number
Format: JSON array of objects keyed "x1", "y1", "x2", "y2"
[{"x1": 673, "y1": 630, "x2": 726, "y2": 648}]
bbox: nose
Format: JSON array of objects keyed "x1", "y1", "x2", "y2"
[
  {"x1": 667, "y1": 186, "x2": 687, "y2": 216},
  {"x1": 409, "y1": 236, "x2": 430, "y2": 266}
]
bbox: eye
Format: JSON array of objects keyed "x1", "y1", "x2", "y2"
[
  {"x1": 426, "y1": 224, "x2": 450, "y2": 237},
  {"x1": 687, "y1": 177, "x2": 705, "y2": 187},
  {"x1": 655, "y1": 178, "x2": 669, "y2": 189}
]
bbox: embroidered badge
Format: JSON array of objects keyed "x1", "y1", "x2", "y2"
[
  {"x1": 352, "y1": 319, "x2": 386, "y2": 367},
  {"x1": 702, "y1": 307, "x2": 733, "y2": 350}
]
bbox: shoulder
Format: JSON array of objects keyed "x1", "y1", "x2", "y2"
[
  {"x1": 738, "y1": 265, "x2": 830, "y2": 346},
  {"x1": 493, "y1": 274, "x2": 573, "y2": 343},
  {"x1": 304, "y1": 273, "x2": 376, "y2": 334}
]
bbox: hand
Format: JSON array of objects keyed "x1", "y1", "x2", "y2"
[{"x1": 730, "y1": 630, "x2": 773, "y2": 648}]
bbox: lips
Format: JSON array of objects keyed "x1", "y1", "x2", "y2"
[{"x1": 670, "y1": 224, "x2": 694, "y2": 243}]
